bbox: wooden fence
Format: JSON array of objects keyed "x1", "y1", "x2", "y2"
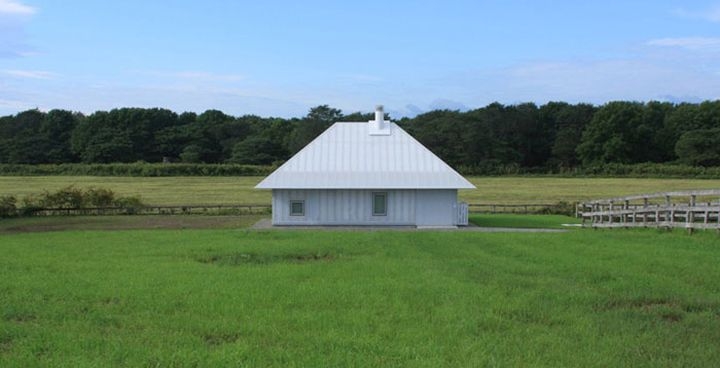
[
  {"x1": 468, "y1": 203, "x2": 569, "y2": 214},
  {"x1": 13, "y1": 202, "x2": 568, "y2": 217},
  {"x1": 23, "y1": 204, "x2": 271, "y2": 217},
  {"x1": 578, "y1": 189, "x2": 720, "y2": 232}
]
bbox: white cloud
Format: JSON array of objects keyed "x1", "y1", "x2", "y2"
[
  {"x1": 674, "y1": 5, "x2": 720, "y2": 23},
  {"x1": 484, "y1": 58, "x2": 720, "y2": 105},
  {"x1": 647, "y1": 37, "x2": 720, "y2": 51},
  {"x1": 0, "y1": 1, "x2": 36, "y2": 58},
  {"x1": 0, "y1": 97, "x2": 32, "y2": 110},
  {"x1": 0, "y1": 0, "x2": 35, "y2": 16},
  {"x1": 2, "y1": 69, "x2": 57, "y2": 79},
  {"x1": 134, "y1": 70, "x2": 245, "y2": 82},
  {"x1": 337, "y1": 74, "x2": 383, "y2": 83}
]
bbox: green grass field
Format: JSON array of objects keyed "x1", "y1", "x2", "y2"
[
  {"x1": 1, "y1": 176, "x2": 719, "y2": 205},
  {"x1": 1, "y1": 175, "x2": 718, "y2": 366},
  {"x1": 1, "y1": 228, "x2": 719, "y2": 367},
  {"x1": 469, "y1": 214, "x2": 581, "y2": 229}
]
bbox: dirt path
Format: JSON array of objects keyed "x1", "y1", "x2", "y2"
[
  {"x1": 0, "y1": 215, "x2": 263, "y2": 234},
  {"x1": 250, "y1": 218, "x2": 567, "y2": 233},
  {"x1": 1, "y1": 216, "x2": 568, "y2": 234}
]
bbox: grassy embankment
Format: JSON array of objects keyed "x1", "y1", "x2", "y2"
[
  {"x1": 1, "y1": 176, "x2": 719, "y2": 206},
  {"x1": 1, "y1": 228, "x2": 719, "y2": 367}
]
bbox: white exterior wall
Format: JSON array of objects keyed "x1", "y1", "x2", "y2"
[
  {"x1": 415, "y1": 190, "x2": 458, "y2": 227},
  {"x1": 272, "y1": 189, "x2": 457, "y2": 226}
]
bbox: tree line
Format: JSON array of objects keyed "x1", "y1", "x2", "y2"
[{"x1": 1, "y1": 101, "x2": 719, "y2": 168}]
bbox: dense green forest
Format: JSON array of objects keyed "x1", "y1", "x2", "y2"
[{"x1": 1, "y1": 101, "x2": 719, "y2": 169}]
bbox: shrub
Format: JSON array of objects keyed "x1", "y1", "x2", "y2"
[
  {"x1": 538, "y1": 201, "x2": 576, "y2": 216},
  {"x1": 20, "y1": 194, "x2": 44, "y2": 216},
  {"x1": 113, "y1": 195, "x2": 144, "y2": 209},
  {"x1": 42, "y1": 186, "x2": 85, "y2": 208},
  {"x1": 0, "y1": 195, "x2": 17, "y2": 217},
  {"x1": 85, "y1": 187, "x2": 115, "y2": 207},
  {"x1": 13, "y1": 187, "x2": 145, "y2": 216}
]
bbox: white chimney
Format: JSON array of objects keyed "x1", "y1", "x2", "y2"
[
  {"x1": 369, "y1": 104, "x2": 391, "y2": 136},
  {"x1": 375, "y1": 105, "x2": 384, "y2": 126}
]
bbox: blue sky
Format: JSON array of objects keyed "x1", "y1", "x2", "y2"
[{"x1": 1, "y1": 0, "x2": 719, "y2": 118}]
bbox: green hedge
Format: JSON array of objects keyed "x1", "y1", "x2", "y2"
[
  {"x1": 1, "y1": 162, "x2": 719, "y2": 178},
  {"x1": 458, "y1": 162, "x2": 720, "y2": 178},
  {"x1": 0, "y1": 163, "x2": 275, "y2": 177}
]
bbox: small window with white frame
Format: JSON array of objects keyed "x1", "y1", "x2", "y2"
[
  {"x1": 289, "y1": 200, "x2": 305, "y2": 216},
  {"x1": 372, "y1": 192, "x2": 387, "y2": 216}
]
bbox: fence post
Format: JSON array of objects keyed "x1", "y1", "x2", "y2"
[
  {"x1": 574, "y1": 202, "x2": 579, "y2": 218},
  {"x1": 623, "y1": 200, "x2": 629, "y2": 226}
]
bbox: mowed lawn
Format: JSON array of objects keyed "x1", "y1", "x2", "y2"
[
  {"x1": 1, "y1": 176, "x2": 720, "y2": 205},
  {"x1": 1, "y1": 229, "x2": 719, "y2": 367}
]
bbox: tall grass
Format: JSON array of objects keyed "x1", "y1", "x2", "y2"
[{"x1": 1, "y1": 176, "x2": 720, "y2": 206}]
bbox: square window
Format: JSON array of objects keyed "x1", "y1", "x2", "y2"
[
  {"x1": 290, "y1": 200, "x2": 304, "y2": 216},
  {"x1": 372, "y1": 192, "x2": 387, "y2": 216}
]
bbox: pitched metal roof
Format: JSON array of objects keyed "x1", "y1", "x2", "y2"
[{"x1": 255, "y1": 122, "x2": 475, "y2": 189}]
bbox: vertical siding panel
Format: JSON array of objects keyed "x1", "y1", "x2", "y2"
[
  {"x1": 395, "y1": 190, "x2": 400, "y2": 223},
  {"x1": 337, "y1": 190, "x2": 343, "y2": 223},
  {"x1": 397, "y1": 191, "x2": 402, "y2": 223},
  {"x1": 311, "y1": 190, "x2": 318, "y2": 224},
  {"x1": 272, "y1": 189, "x2": 278, "y2": 224},
  {"x1": 344, "y1": 190, "x2": 350, "y2": 223},
  {"x1": 402, "y1": 190, "x2": 408, "y2": 222},
  {"x1": 277, "y1": 189, "x2": 282, "y2": 224},
  {"x1": 362, "y1": 190, "x2": 369, "y2": 223},
  {"x1": 333, "y1": 190, "x2": 338, "y2": 223},
  {"x1": 304, "y1": 190, "x2": 311, "y2": 224},
  {"x1": 336, "y1": 190, "x2": 341, "y2": 224},
  {"x1": 389, "y1": 190, "x2": 395, "y2": 223},
  {"x1": 332, "y1": 190, "x2": 338, "y2": 223},
  {"x1": 320, "y1": 190, "x2": 328, "y2": 223},
  {"x1": 386, "y1": 190, "x2": 401, "y2": 223},
  {"x1": 346, "y1": 190, "x2": 350, "y2": 223},
  {"x1": 357, "y1": 190, "x2": 363, "y2": 222},
  {"x1": 317, "y1": 190, "x2": 323, "y2": 223},
  {"x1": 339, "y1": 190, "x2": 344, "y2": 224},
  {"x1": 347, "y1": 190, "x2": 355, "y2": 222},
  {"x1": 326, "y1": 190, "x2": 332, "y2": 223}
]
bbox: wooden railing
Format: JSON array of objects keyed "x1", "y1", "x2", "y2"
[
  {"x1": 16, "y1": 202, "x2": 568, "y2": 217},
  {"x1": 579, "y1": 190, "x2": 720, "y2": 232},
  {"x1": 456, "y1": 202, "x2": 469, "y2": 226},
  {"x1": 23, "y1": 204, "x2": 271, "y2": 217},
  {"x1": 468, "y1": 203, "x2": 567, "y2": 214}
]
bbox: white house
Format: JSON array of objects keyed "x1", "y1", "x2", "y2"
[{"x1": 255, "y1": 105, "x2": 475, "y2": 227}]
